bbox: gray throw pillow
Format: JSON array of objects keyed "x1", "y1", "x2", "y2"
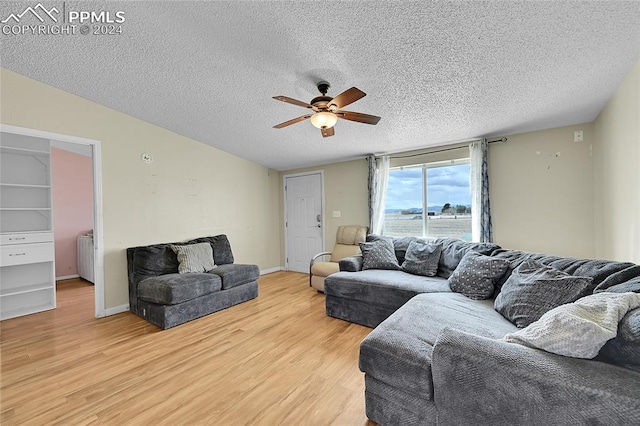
[
  {"x1": 598, "y1": 308, "x2": 640, "y2": 372},
  {"x1": 171, "y1": 243, "x2": 216, "y2": 274},
  {"x1": 360, "y1": 239, "x2": 400, "y2": 271},
  {"x1": 494, "y1": 259, "x2": 593, "y2": 328},
  {"x1": 448, "y1": 251, "x2": 510, "y2": 300},
  {"x1": 401, "y1": 241, "x2": 442, "y2": 277}
]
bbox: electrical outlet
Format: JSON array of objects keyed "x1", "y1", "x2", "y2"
[{"x1": 574, "y1": 130, "x2": 583, "y2": 142}]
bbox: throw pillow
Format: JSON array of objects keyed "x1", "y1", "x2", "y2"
[
  {"x1": 171, "y1": 243, "x2": 216, "y2": 274},
  {"x1": 502, "y1": 292, "x2": 640, "y2": 358},
  {"x1": 598, "y1": 308, "x2": 640, "y2": 372},
  {"x1": 401, "y1": 241, "x2": 442, "y2": 277},
  {"x1": 494, "y1": 259, "x2": 593, "y2": 328},
  {"x1": 360, "y1": 239, "x2": 400, "y2": 271},
  {"x1": 447, "y1": 251, "x2": 510, "y2": 300}
]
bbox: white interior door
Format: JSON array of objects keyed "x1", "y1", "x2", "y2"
[{"x1": 285, "y1": 173, "x2": 323, "y2": 273}]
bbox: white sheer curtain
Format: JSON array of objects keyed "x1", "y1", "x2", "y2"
[
  {"x1": 370, "y1": 156, "x2": 390, "y2": 235},
  {"x1": 469, "y1": 139, "x2": 493, "y2": 242}
]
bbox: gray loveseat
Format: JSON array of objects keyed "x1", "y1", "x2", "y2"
[
  {"x1": 324, "y1": 236, "x2": 640, "y2": 425},
  {"x1": 127, "y1": 235, "x2": 259, "y2": 329}
]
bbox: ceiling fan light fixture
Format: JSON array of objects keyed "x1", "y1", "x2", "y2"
[{"x1": 310, "y1": 111, "x2": 338, "y2": 129}]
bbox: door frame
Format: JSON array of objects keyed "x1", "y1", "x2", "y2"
[
  {"x1": 282, "y1": 170, "x2": 325, "y2": 272},
  {"x1": 0, "y1": 124, "x2": 106, "y2": 318}
]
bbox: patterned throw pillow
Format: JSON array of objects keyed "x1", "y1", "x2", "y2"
[
  {"x1": 401, "y1": 241, "x2": 442, "y2": 277},
  {"x1": 494, "y1": 260, "x2": 593, "y2": 328},
  {"x1": 171, "y1": 243, "x2": 216, "y2": 274},
  {"x1": 447, "y1": 251, "x2": 510, "y2": 300},
  {"x1": 360, "y1": 239, "x2": 400, "y2": 271}
]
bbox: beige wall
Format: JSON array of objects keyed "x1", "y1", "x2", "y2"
[
  {"x1": 593, "y1": 60, "x2": 640, "y2": 263},
  {"x1": 489, "y1": 123, "x2": 595, "y2": 257},
  {"x1": 280, "y1": 159, "x2": 369, "y2": 261},
  {"x1": 0, "y1": 68, "x2": 282, "y2": 309}
]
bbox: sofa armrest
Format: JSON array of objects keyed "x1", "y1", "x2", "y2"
[
  {"x1": 431, "y1": 327, "x2": 640, "y2": 425},
  {"x1": 339, "y1": 254, "x2": 363, "y2": 272}
]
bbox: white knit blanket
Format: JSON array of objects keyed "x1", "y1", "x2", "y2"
[{"x1": 502, "y1": 292, "x2": 640, "y2": 358}]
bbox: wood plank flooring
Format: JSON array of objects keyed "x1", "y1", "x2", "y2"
[{"x1": 1, "y1": 273, "x2": 375, "y2": 425}]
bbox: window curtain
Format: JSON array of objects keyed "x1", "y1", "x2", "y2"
[
  {"x1": 469, "y1": 139, "x2": 493, "y2": 242},
  {"x1": 367, "y1": 155, "x2": 390, "y2": 234}
]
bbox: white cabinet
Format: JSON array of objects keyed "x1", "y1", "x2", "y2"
[{"x1": 0, "y1": 132, "x2": 56, "y2": 320}]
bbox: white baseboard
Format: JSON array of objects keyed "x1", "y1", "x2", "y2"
[
  {"x1": 260, "y1": 266, "x2": 284, "y2": 275},
  {"x1": 56, "y1": 274, "x2": 80, "y2": 281}
]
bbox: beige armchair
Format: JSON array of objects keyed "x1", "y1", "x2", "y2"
[{"x1": 310, "y1": 225, "x2": 368, "y2": 292}]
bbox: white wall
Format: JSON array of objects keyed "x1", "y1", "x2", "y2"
[
  {"x1": 489, "y1": 123, "x2": 595, "y2": 257},
  {"x1": 593, "y1": 60, "x2": 640, "y2": 263},
  {"x1": 1, "y1": 68, "x2": 282, "y2": 309}
]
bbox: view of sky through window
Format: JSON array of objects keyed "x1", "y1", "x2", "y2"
[{"x1": 385, "y1": 164, "x2": 471, "y2": 212}]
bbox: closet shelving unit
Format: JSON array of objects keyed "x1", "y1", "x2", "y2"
[{"x1": 0, "y1": 134, "x2": 56, "y2": 320}]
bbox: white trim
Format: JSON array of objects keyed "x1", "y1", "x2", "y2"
[
  {"x1": 56, "y1": 274, "x2": 80, "y2": 281},
  {"x1": 0, "y1": 124, "x2": 106, "y2": 319},
  {"x1": 260, "y1": 266, "x2": 283, "y2": 275},
  {"x1": 282, "y1": 170, "x2": 325, "y2": 272},
  {"x1": 104, "y1": 304, "x2": 129, "y2": 316}
]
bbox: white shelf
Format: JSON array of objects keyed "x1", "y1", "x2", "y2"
[
  {"x1": 0, "y1": 146, "x2": 50, "y2": 156},
  {"x1": 1, "y1": 130, "x2": 55, "y2": 321},
  {"x1": 0, "y1": 208, "x2": 52, "y2": 211},
  {"x1": 0, "y1": 281, "x2": 53, "y2": 297},
  {"x1": 0, "y1": 183, "x2": 51, "y2": 189}
]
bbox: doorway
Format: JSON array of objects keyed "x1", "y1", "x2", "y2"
[
  {"x1": 283, "y1": 172, "x2": 324, "y2": 273},
  {"x1": 0, "y1": 124, "x2": 105, "y2": 318}
]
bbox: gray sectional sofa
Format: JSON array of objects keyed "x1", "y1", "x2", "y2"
[
  {"x1": 324, "y1": 236, "x2": 640, "y2": 425},
  {"x1": 127, "y1": 235, "x2": 259, "y2": 329}
]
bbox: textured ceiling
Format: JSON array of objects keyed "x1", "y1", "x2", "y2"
[{"x1": 2, "y1": 1, "x2": 639, "y2": 170}]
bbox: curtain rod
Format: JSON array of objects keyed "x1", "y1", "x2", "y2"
[{"x1": 386, "y1": 137, "x2": 508, "y2": 159}]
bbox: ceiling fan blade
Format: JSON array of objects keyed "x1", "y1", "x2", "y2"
[
  {"x1": 328, "y1": 87, "x2": 366, "y2": 110},
  {"x1": 336, "y1": 110, "x2": 381, "y2": 125},
  {"x1": 273, "y1": 114, "x2": 312, "y2": 129},
  {"x1": 273, "y1": 96, "x2": 316, "y2": 110},
  {"x1": 321, "y1": 126, "x2": 335, "y2": 138}
]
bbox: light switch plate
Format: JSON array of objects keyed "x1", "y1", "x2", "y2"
[{"x1": 332, "y1": 211, "x2": 341, "y2": 218}]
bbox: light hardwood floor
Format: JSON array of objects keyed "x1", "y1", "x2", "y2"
[{"x1": 1, "y1": 273, "x2": 375, "y2": 425}]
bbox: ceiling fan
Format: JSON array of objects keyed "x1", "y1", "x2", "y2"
[{"x1": 272, "y1": 81, "x2": 381, "y2": 138}]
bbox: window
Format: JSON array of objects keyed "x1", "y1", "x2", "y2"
[{"x1": 383, "y1": 159, "x2": 472, "y2": 240}]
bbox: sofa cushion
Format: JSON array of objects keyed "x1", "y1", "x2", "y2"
[
  {"x1": 189, "y1": 235, "x2": 235, "y2": 265},
  {"x1": 360, "y1": 239, "x2": 401, "y2": 271},
  {"x1": 491, "y1": 249, "x2": 634, "y2": 294},
  {"x1": 131, "y1": 245, "x2": 180, "y2": 285},
  {"x1": 325, "y1": 270, "x2": 451, "y2": 310},
  {"x1": 401, "y1": 241, "x2": 441, "y2": 277},
  {"x1": 448, "y1": 251, "x2": 510, "y2": 300},
  {"x1": 171, "y1": 242, "x2": 216, "y2": 274},
  {"x1": 359, "y1": 293, "x2": 516, "y2": 401},
  {"x1": 495, "y1": 260, "x2": 593, "y2": 328},
  {"x1": 434, "y1": 238, "x2": 501, "y2": 278},
  {"x1": 599, "y1": 308, "x2": 640, "y2": 372},
  {"x1": 594, "y1": 265, "x2": 640, "y2": 293},
  {"x1": 208, "y1": 263, "x2": 260, "y2": 290},
  {"x1": 138, "y1": 273, "x2": 222, "y2": 305},
  {"x1": 503, "y1": 292, "x2": 640, "y2": 358}
]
